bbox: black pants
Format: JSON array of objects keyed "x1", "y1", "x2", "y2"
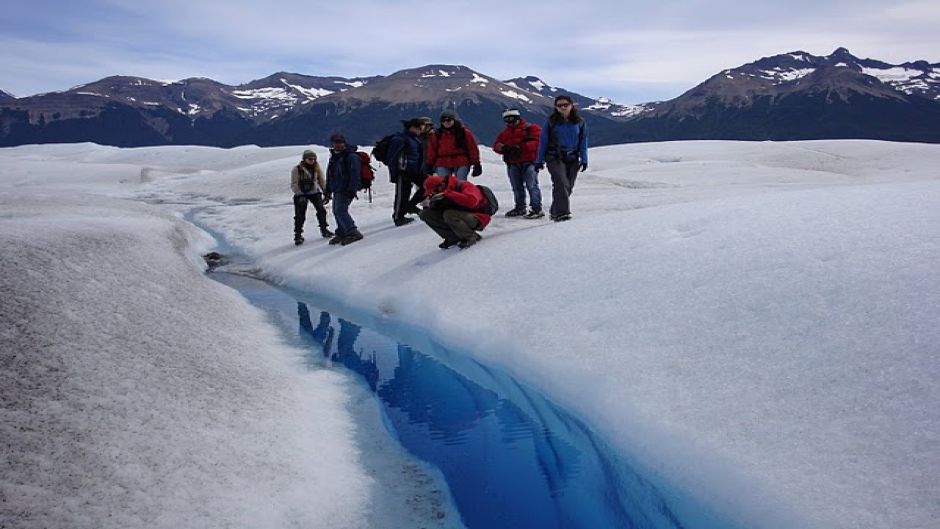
[
  {"x1": 293, "y1": 193, "x2": 328, "y2": 235},
  {"x1": 393, "y1": 171, "x2": 426, "y2": 221}
]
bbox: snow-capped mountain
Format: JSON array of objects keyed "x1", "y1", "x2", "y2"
[
  {"x1": 504, "y1": 76, "x2": 654, "y2": 119},
  {"x1": 245, "y1": 65, "x2": 631, "y2": 146},
  {"x1": 228, "y1": 72, "x2": 378, "y2": 119},
  {"x1": 2, "y1": 49, "x2": 938, "y2": 148},
  {"x1": 0, "y1": 89, "x2": 14, "y2": 102},
  {"x1": 619, "y1": 48, "x2": 940, "y2": 143}
]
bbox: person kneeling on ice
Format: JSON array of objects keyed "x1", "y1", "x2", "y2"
[{"x1": 419, "y1": 175, "x2": 492, "y2": 249}]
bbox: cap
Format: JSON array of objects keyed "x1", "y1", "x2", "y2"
[
  {"x1": 301, "y1": 149, "x2": 316, "y2": 159},
  {"x1": 502, "y1": 108, "x2": 521, "y2": 119},
  {"x1": 329, "y1": 133, "x2": 346, "y2": 144},
  {"x1": 440, "y1": 109, "x2": 458, "y2": 121}
]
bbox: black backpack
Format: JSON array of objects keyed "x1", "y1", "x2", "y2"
[
  {"x1": 475, "y1": 185, "x2": 499, "y2": 215},
  {"x1": 453, "y1": 179, "x2": 498, "y2": 216},
  {"x1": 371, "y1": 134, "x2": 397, "y2": 165}
]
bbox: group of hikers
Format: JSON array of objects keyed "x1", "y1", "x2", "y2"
[{"x1": 290, "y1": 94, "x2": 589, "y2": 248}]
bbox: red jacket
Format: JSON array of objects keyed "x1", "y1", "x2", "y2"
[
  {"x1": 426, "y1": 126, "x2": 480, "y2": 168},
  {"x1": 493, "y1": 120, "x2": 541, "y2": 163},
  {"x1": 423, "y1": 175, "x2": 491, "y2": 228}
]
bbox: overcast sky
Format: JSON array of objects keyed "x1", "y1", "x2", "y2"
[{"x1": 2, "y1": 0, "x2": 938, "y2": 103}]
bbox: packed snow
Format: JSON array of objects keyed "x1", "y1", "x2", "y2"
[{"x1": 2, "y1": 139, "x2": 938, "y2": 529}]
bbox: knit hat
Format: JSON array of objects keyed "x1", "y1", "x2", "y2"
[
  {"x1": 502, "y1": 108, "x2": 521, "y2": 119},
  {"x1": 329, "y1": 133, "x2": 346, "y2": 144},
  {"x1": 301, "y1": 149, "x2": 316, "y2": 159},
  {"x1": 440, "y1": 109, "x2": 458, "y2": 121},
  {"x1": 418, "y1": 116, "x2": 434, "y2": 125}
]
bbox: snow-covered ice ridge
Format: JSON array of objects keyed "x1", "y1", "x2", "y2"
[{"x1": 1, "y1": 139, "x2": 938, "y2": 529}]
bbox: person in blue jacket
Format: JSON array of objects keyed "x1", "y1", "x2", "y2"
[
  {"x1": 535, "y1": 95, "x2": 589, "y2": 222},
  {"x1": 325, "y1": 133, "x2": 364, "y2": 245}
]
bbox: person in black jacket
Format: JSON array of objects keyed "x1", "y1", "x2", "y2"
[
  {"x1": 386, "y1": 118, "x2": 427, "y2": 227},
  {"x1": 325, "y1": 133, "x2": 364, "y2": 245}
]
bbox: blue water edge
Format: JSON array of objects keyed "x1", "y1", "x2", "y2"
[{"x1": 210, "y1": 271, "x2": 734, "y2": 529}]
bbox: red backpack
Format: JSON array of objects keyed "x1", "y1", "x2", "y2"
[{"x1": 355, "y1": 151, "x2": 375, "y2": 202}]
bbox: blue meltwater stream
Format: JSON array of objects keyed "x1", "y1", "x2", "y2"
[{"x1": 210, "y1": 271, "x2": 733, "y2": 529}]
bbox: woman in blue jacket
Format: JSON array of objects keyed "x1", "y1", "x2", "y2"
[{"x1": 535, "y1": 95, "x2": 588, "y2": 222}]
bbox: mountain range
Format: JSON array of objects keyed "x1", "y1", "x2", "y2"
[{"x1": 2, "y1": 48, "x2": 938, "y2": 148}]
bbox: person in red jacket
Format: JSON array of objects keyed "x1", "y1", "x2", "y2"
[
  {"x1": 425, "y1": 110, "x2": 481, "y2": 181},
  {"x1": 492, "y1": 108, "x2": 543, "y2": 218},
  {"x1": 419, "y1": 175, "x2": 492, "y2": 249}
]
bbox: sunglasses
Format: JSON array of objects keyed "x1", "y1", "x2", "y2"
[
  {"x1": 555, "y1": 102, "x2": 572, "y2": 108},
  {"x1": 441, "y1": 117, "x2": 454, "y2": 122},
  {"x1": 503, "y1": 116, "x2": 520, "y2": 122}
]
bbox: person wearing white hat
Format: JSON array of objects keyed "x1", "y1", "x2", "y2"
[{"x1": 493, "y1": 108, "x2": 544, "y2": 218}]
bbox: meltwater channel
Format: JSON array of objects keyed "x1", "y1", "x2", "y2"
[{"x1": 210, "y1": 270, "x2": 733, "y2": 529}]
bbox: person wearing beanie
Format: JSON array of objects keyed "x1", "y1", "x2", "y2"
[
  {"x1": 324, "y1": 133, "x2": 364, "y2": 245},
  {"x1": 290, "y1": 149, "x2": 333, "y2": 245},
  {"x1": 535, "y1": 95, "x2": 589, "y2": 222},
  {"x1": 425, "y1": 109, "x2": 481, "y2": 181},
  {"x1": 386, "y1": 118, "x2": 428, "y2": 226},
  {"x1": 493, "y1": 108, "x2": 544, "y2": 218}
]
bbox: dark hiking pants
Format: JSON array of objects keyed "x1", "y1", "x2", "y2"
[
  {"x1": 294, "y1": 193, "x2": 328, "y2": 235},
  {"x1": 419, "y1": 207, "x2": 481, "y2": 243},
  {"x1": 393, "y1": 171, "x2": 426, "y2": 221},
  {"x1": 546, "y1": 159, "x2": 580, "y2": 218}
]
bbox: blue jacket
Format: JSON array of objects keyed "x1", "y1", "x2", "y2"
[
  {"x1": 386, "y1": 131, "x2": 423, "y2": 175},
  {"x1": 326, "y1": 146, "x2": 362, "y2": 195},
  {"x1": 536, "y1": 119, "x2": 588, "y2": 164}
]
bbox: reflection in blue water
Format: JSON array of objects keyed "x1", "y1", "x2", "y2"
[{"x1": 213, "y1": 272, "x2": 731, "y2": 529}]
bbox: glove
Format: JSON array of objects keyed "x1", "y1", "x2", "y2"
[
  {"x1": 504, "y1": 145, "x2": 521, "y2": 155},
  {"x1": 471, "y1": 164, "x2": 482, "y2": 177},
  {"x1": 580, "y1": 163, "x2": 588, "y2": 172},
  {"x1": 534, "y1": 162, "x2": 544, "y2": 172}
]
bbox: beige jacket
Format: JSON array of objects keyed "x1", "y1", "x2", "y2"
[{"x1": 290, "y1": 162, "x2": 326, "y2": 194}]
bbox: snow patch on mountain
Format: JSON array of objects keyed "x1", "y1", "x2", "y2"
[
  {"x1": 757, "y1": 67, "x2": 816, "y2": 83},
  {"x1": 499, "y1": 89, "x2": 533, "y2": 103}
]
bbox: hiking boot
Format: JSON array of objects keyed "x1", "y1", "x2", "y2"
[
  {"x1": 505, "y1": 207, "x2": 526, "y2": 217},
  {"x1": 320, "y1": 227, "x2": 334, "y2": 238},
  {"x1": 406, "y1": 205, "x2": 423, "y2": 215},
  {"x1": 394, "y1": 217, "x2": 415, "y2": 227},
  {"x1": 294, "y1": 235, "x2": 304, "y2": 246},
  {"x1": 340, "y1": 231, "x2": 364, "y2": 246},
  {"x1": 524, "y1": 209, "x2": 545, "y2": 219},
  {"x1": 552, "y1": 213, "x2": 572, "y2": 222},
  {"x1": 458, "y1": 234, "x2": 481, "y2": 249},
  {"x1": 438, "y1": 239, "x2": 460, "y2": 249},
  {"x1": 328, "y1": 235, "x2": 344, "y2": 245}
]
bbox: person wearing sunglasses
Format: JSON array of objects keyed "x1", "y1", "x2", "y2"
[
  {"x1": 425, "y1": 110, "x2": 482, "y2": 181},
  {"x1": 290, "y1": 149, "x2": 333, "y2": 245},
  {"x1": 493, "y1": 108, "x2": 543, "y2": 218},
  {"x1": 535, "y1": 95, "x2": 589, "y2": 222}
]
